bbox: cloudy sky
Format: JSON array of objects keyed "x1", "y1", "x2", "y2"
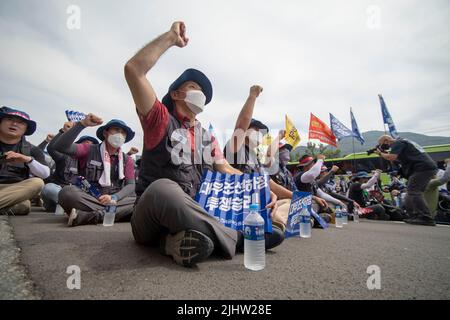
[{"x1": 1, "y1": 0, "x2": 449, "y2": 151}]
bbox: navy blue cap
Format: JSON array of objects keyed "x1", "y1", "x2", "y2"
[
  {"x1": 76, "y1": 136, "x2": 99, "y2": 145},
  {"x1": 96, "y1": 119, "x2": 135, "y2": 143},
  {"x1": 161, "y1": 69, "x2": 213, "y2": 113},
  {"x1": 353, "y1": 171, "x2": 372, "y2": 180},
  {"x1": 249, "y1": 118, "x2": 269, "y2": 132},
  {"x1": 0, "y1": 106, "x2": 36, "y2": 136}
]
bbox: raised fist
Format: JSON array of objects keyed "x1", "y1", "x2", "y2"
[
  {"x1": 249, "y1": 85, "x2": 263, "y2": 98},
  {"x1": 170, "y1": 21, "x2": 189, "y2": 48},
  {"x1": 80, "y1": 113, "x2": 103, "y2": 128}
]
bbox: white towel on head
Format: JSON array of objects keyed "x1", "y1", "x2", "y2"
[{"x1": 98, "y1": 142, "x2": 124, "y2": 187}]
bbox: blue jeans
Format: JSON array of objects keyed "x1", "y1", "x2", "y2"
[{"x1": 41, "y1": 183, "x2": 62, "y2": 211}]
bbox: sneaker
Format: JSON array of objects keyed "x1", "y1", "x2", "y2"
[
  {"x1": 67, "y1": 209, "x2": 78, "y2": 227},
  {"x1": 160, "y1": 230, "x2": 214, "y2": 268},
  {"x1": 404, "y1": 217, "x2": 436, "y2": 226},
  {"x1": 265, "y1": 226, "x2": 285, "y2": 250},
  {"x1": 236, "y1": 225, "x2": 285, "y2": 253},
  {"x1": 0, "y1": 201, "x2": 31, "y2": 216}
]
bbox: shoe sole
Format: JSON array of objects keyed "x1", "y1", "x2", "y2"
[
  {"x1": 162, "y1": 230, "x2": 214, "y2": 268},
  {"x1": 404, "y1": 220, "x2": 436, "y2": 226}
]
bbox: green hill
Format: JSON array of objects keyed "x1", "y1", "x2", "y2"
[{"x1": 291, "y1": 131, "x2": 450, "y2": 160}]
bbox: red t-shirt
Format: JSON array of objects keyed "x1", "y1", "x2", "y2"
[{"x1": 138, "y1": 100, "x2": 223, "y2": 160}]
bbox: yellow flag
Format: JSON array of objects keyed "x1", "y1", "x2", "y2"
[
  {"x1": 285, "y1": 115, "x2": 301, "y2": 148},
  {"x1": 262, "y1": 133, "x2": 273, "y2": 146}
]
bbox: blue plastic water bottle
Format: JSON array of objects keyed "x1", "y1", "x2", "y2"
[{"x1": 244, "y1": 204, "x2": 265, "y2": 271}]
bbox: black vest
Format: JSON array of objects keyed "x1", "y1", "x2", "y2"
[
  {"x1": 84, "y1": 144, "x2": 128, "y2": 195},
  {"x1": 0, "y1": 138, "x2": 31, "y2": 184},
  {"x1": 294, "y1": 171, "x2": 318, "y2": 195},
  {"x1": 271, "y1": 165, "x2": 296, "y2": 191},
  {"x1": 225, "y1": 144, "x2": 262, "y2": 174},
  {"x1": 51, "y1": 155, "x2": 79, "y2": 186},
  {"x1": 136, "y1": 115, "x2": 214, "y2": 200}
]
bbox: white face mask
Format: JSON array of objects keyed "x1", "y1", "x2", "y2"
[
  {"x1": 184, "y1": 90, "x2": 206, "y2": 115},
  {"x1": 107, "y1": 133, "x2": 126, "y2": 149}
]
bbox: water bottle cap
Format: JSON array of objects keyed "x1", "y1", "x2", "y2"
[{"x1": 249, "y1": 204, "x2": 260, "y2": 211}]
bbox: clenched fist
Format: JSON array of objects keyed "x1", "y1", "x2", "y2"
[
  {"x1": 249, "y1": 85, "x2": 263, "y2": 98},
  {"x1": 80, "y1": 114, "x2": 103, "y2": 128},
  {"x1": 127, "y1": 147, "x2": 139, "y2": 156},
  {"x1": 4, "y1": 151, "x2": 32, "y2": 165},
  {"x1": 170, "y1": 21, "x2": 189, "y2": 48},
  {"x1": 316, "y1": 154, "x2": 326, "y2": 161},
  {"x1": 63, "y1": 121, "x2": 74, "y2": 132},
  {"x1": 45, "y1": 134, "x2": 55, "y2": 143}
]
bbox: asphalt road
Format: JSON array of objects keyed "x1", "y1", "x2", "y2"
[{"x1": 4, "y1": 208, "x2": 450, "y2": 300}]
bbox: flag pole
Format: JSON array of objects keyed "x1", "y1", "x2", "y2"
[{"x1": 352, "y1": 136, "x2": 356, "y2": 173}]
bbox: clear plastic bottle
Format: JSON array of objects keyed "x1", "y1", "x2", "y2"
[
  {"x1": 103, "y1": 204, "x2": 117, "y2": 227},
  {"x1": 244, "y1": 204, "x2": 265, "y2": 271},
  {"x1": 335, "y1": 205, "x2": 344, "y2": 228},
  {"x1": 353, "y1": 209, "x2": 360, "y2": 223},
  {"x1": 299, "y1": 204, "x2": 311, "y2": 238},
  {"x1": 342, "y1": 207, "x2": 348, "y2": 225}
]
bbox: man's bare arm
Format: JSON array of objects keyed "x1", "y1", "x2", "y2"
[
  {"x1": 214, "y1": 159, "x2": 243, "y2": 175},
  {"x1": 269, "y1": 179, "x2": 293, "y2": 200},
  {"x1": 124, "y1": 22, "x2": 189, "y2": 117},
  {"x1": 230, "y1": 86, "x2": 263, "y2": 154}
]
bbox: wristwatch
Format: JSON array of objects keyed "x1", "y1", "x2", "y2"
[{"x1": 26, "y1": 157, "x2": 34, "y2": 164}]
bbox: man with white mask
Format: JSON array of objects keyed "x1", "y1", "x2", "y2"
[
  {"x1": 124, "y1": 21, "x2": 281, "y2": 268},
  {"x1": 53, "y1": 116, "x2": 136, "y2": 227}
]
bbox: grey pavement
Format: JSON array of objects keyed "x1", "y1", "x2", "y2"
[{"x1": 3, "y1": 209, "x2": 450, "y2": 300}]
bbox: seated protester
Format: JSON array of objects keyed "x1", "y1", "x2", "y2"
[
  {"x1": 316, "y1": 165, "x2": 361, "y2": 215},
  {"x1": 41, "y1": 120, "x2": 99, "y2": 212},
  {"x1": 223, "y1": 86, "x2": 293, "y2": 233},
  {"x1": 294, "y1": 154, "x2": 332, "y2": 224},
  {"x1": 383, "y1": 172, "x2": 407, "y2": 207},
  {"x1": 0, "y1": 107, "x2": 49, "y2": 216},
  {"x1": 125, "y1": 22, "x2": 283, "y2": 268},
  {"x1": 53, "y1": 116, "x2": 136, "y2": 227},
  {"x1": 424, "y1": 163, "x2": 450, "y2": 219},
  {"x1": 436, "y1": 159, "x2": 450, "y2": 202},
  {"x1": 387, "y1": 172, "x2": 406, "y2": 193},
  {"x1": 37, "y1": 134, "x2": 56, "y2": 175},
  {"x1": 270, "y1": 141, "x2": 296, "y2": 192},
  {"x1": 317, "y1": 165, "x2": 339, "y2": 194},
  {"x1": 348, "y1": 171, "x2": 388, "y2": 220}
]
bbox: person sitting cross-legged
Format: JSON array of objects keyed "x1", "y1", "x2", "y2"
[{"x1": 53, "y1": 115, "x2": 136, "y2": 227}]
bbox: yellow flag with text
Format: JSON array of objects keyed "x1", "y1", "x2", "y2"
[{"x1": 285, "y1": 115, "x2": 301, "y2": 148}]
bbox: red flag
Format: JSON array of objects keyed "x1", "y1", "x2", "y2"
[{"x1": 308, "y1": 113, "x2": 337, "y2": 147}]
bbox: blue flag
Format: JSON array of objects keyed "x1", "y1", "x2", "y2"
[
  {"x1": 379, "y1": 94, "x2": 399, "y2": 139},
  {"x1": 330, "y1": 113, "x2": 354, "y2": 141},
  {"x1": 350, "y1": 108, "x2": 365, "y2": 145},
  {"x1": 66, "y1": 110, "x2": 86, "y2": 122},
  {"x1": 196, "y1": 170, "x2": 273, "y2": 233},
  {"x1": 209, "y1": 123, "x2": 215, "y2": 134},
  {"x1": 285, "y1": 191, "x2": 328, "y2": 238}
]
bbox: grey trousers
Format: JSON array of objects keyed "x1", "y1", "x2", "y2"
[
  {"x1": 131, "y1": 179, "x2": 238, "y2": 259},
  {"x1": 58, "y1": 185, "x2": 135, "y2": 224},
  {"x1": 405, "y1": 170, "x2": 437, "y2": 219}
]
